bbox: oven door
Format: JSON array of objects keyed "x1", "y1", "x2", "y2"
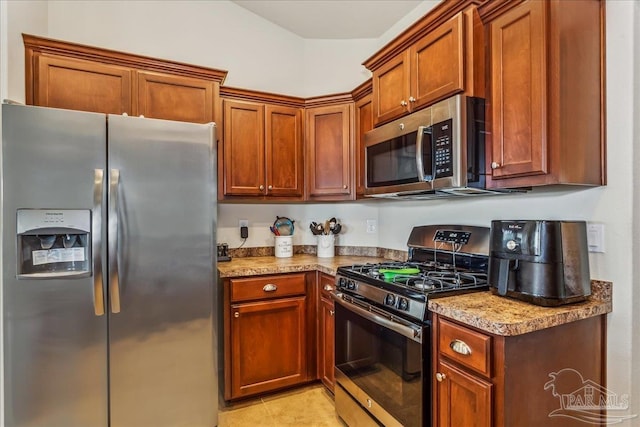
[{"x1": 332, "y1": 293, "x2": 429, "y2": 427}]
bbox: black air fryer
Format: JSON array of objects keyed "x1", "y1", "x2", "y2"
[{"x1": 488, "y1": 220, "x2": 591, "y2": 306}]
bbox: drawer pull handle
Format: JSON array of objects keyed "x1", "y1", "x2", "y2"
[
  {"x1": 450, "y1": 339, "x2": 472, "y2": 356},
  {"x1": 323, "y1": 285, "x2": 334, "y2": 292},
  {"x1": 263, "y1": 284, "x2": 278, "y2": 292},
  {"x1": 435, "y1": 372, "x2": 446, "y2": 382}
]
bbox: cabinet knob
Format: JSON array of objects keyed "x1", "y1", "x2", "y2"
[
  {"x1": 259, "y1": 185, "x2": 265, "y2": 191},
  {"x1": 491, "y1": 162, "x2": 501, "y2": 170},
  {"x1": 343, "y1": 185, "x2": 348, "y2": 189},
  {"x1": 323, "y1": 285, "x2": 334, "y2": 292},
  {"x1": 450, "y1": 339, "x2": 472, "y2": 356},
  {"x1": 330, "y1": 310, "x2": 335, "y2": 316},
  {"x1": 400, "y1": 100, "x2": 408, "y2": 107},
  {"x1": 436, "y1": 372, "x2": 446, "y2": 382},
  {"x1": 263, "y1": 284, "x2": 278, "y2": 292},
  {"x1": 268, "y1": 185, "x2": 273, "y2": 190},
  {"x1": 234, "y1": 312, "x2": 239, "y2": 318},
  {"x1": 409, "y1": 96, "x2": 416, "y2": 103}
]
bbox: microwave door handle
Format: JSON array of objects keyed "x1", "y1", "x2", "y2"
[{"x1": 415, "y1": 126, "x2": 430, "y2": 182}]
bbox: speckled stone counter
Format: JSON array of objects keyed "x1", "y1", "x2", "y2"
[
  {"x1": 428, "y1": 280, "x2": 612, "y2": 336},
  {"x1": 217, "y1": 254, "x2": 389, "y2": 278}
]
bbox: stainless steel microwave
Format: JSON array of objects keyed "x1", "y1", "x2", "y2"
[{"x1": 364, "y1": 94, "x2": 508, "y2": 199}]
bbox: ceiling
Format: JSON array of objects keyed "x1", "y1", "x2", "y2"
[{"x1": 231, "y1": 0, "x2": 424, "y2": 39}]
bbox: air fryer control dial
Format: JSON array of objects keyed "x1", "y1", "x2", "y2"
[{"x1": 506, "y1": 240, "x2": 518, "y2": 251}]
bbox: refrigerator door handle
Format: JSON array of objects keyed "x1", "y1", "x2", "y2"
[
  {"x1": 109, "y1": 169, "x2": 121, "y2": 314},
  {"x1": 92, "y1": 169, "x2": 106, "y2": 316}
]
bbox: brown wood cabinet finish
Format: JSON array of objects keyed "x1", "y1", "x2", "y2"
[
  {"x1": 433, "y1": 313, "x2": 606, "y2": 427},
  {"x1": 480, "y1": 0, "x2": 605, "y2": 188},
  {"x1": 137, "y1": 71, "x2": 215, "y2": 123},
  {"x1": 369, "y1": 10, "x2": 482, "y2": 126},
  {"x1": 222, "y1": 97, "x2": 303, "y2": 199},
  {"x1": 24, "y1": 34, "x2": 226, "y2": 124},
  {"x1": 353, "y1": 81, "x2": 373, "y2": 197},
  {"x1": 230, "y1": 296, "x2": 307, "y2": 399},
  {"x1": 33, "y1": 55, "x2": 133, "y2": 115},
  {"x1": 317, "y1": 273, "x2": 336, "y2": 392},
  {"x1": 305, "y1": 102, "x2": 354, "y2": 200},
  {"x1": 224, "y1": 273, "x2": 312, "y2": 400}
]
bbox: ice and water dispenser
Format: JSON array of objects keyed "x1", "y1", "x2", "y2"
[{"x1": 17, "y1": 209, "x2": 91, "y2": 278}]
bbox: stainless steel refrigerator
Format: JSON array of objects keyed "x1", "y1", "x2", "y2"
[{"x1": 1, "y1": 103, "x2": 218, "y2": 427}]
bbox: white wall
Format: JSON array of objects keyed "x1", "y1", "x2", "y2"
[{"x1": 1, "y1": 0, "x2": 638, "y2": 424}]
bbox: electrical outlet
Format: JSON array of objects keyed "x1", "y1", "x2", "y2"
[
  {"x1": 239, "y1": 219, "x2": 249, "y2": 239},
  {"x1": 366, "y1": 219, "x2": 377, "y2": 233}
]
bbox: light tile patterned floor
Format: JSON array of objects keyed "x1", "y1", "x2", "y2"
[{"x1": 218, "y1": 384, "x2": 346, "y2": 427}]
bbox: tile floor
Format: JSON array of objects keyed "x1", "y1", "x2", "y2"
[{"x1": 218, "y1": 384, "x2": 346, "y2": 427}]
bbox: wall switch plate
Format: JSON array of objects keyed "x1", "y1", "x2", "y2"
[
  {"x1": 366, "y1": 219, "x2": 377, "y2": 234},
  {"x1": 586, "y1": 223, "x2": 605, "y2": 253}
]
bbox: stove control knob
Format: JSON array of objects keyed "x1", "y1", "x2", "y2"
[
  {"x1": 338, "y1": 277, "x2": 347, "y2": 288},
  {"x1": 347, "y1": 280, "x2": 356, "y2": 290},
  {"x1": 506, "y1": 240, "x2": 518, "y2": 251},
  {"x1": 385, "y1": 294, "x2": 396, "y2": 306},
  {"x1": 398, "y1": 298, "x2": 409, "y2": 311}
]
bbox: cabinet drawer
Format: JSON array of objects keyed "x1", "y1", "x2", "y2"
[
  {"x1": 230, "y1": 274, "x2": 306, "y2": 302},
  {"x1": 439, "y1": 318, "x2": 491, "y2": 377},
  {"x1": 319, "y1": 273, "x2": 336, "y2": 300}
]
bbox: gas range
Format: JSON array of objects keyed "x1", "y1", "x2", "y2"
[{"x1": 335, "y1": 225, "x2": 491, "y2": 323}]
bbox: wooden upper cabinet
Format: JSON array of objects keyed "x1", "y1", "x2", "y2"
[
  {"x1": 480, "y1": 0, "x2": 605, "y2": 188},
  {"x1": 221, "y1": 94, "x2": 303, "y2": 199},
  {"x1": 223, "y1": 100, "x2": 266, "y2": 196},
  {"x1": 412, "y1": 12, "x2": 464, "y2": 112},
  {"x1": 372, "y1": 51, "x2": 411, "y2": 125},
  {"x1": 485, "y1": 1, "x2": 546, "y2": 180},
  {"x1": 24, "y1": 34, "x2": 227, "y2": 123},
  {"x1": 370, "y1": 12, "x2": 465, "y2": 126},
  {"x1": 137, "y1": 71, "x2": 214, "y2": 123},
  {"x1": 34, "y1": 55, "x2": 132, "y2": 115},
  {"x1": 305, "y1": 102, "x2": 354, "y2": 200},
  {"x1": 265, "y1": 105, "x2": 304, "y2": 197},
  {"x1": 353, "y1": 80, "x2": 373, "y2": 198}
]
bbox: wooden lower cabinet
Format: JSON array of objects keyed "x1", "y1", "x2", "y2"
[
  {"x1": 317, "y1": 273, "x2": 336, "y2": 391},
  {"x1": 433, "y1": 313, "x2": 606, "y2": 427},
  {"x1": 224, "y1": 273, "x2": 313, "y2": 400}
]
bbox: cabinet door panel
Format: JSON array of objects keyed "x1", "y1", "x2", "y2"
[
  {"x1": 306, "y1": 104, "x2": 353, "y2": 199},
  {"x1": 265, "y1": 105, "x2": 303, "y2": 197},
  {"x1": 372, "y1": 51, "x2": 410, "y2": 125},
  {"x1": 489, "y1": 1, "x2": 546, "y2": 179},
  {"x1": 137, "y1": 71, "x2": 214, "y2": 123},
  {"x1": 355, "y1": 95, "x2": 373, "y2": 197},
  {"x1": 223, "y1": 100, "x2": 265, "y2": 196},
  {"x1": 412, "y1": 12, "x2": 464, "y2": 110},
  {"x1": 436, "y1": 360, "x2": 492, "y2": 427},
  {"x1": 231, "y1": 297, "x2": 307, "y2": 398},
  {"x1": 35, "y1": 55, "x2": 132, "y2": 115}
]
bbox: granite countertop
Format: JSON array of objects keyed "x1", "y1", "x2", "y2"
[
  {"x1": 428, "y1": 280, "x2": 612, "y2": 336},
  {"x1": 217, "y1": 254, "x2": 389, "y2": 278},
  {"x1": 217, "y1": 255, "x2": 613, "y2": 337}
]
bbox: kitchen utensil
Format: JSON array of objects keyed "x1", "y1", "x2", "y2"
[
  {"x1": 315, "y1": 223, "x2": 324, "y2": 235},
  {"x1": 324, "y1": 220, "x2": 330, "y2": 235},
  {"x1": 270, "y1": 226, "x2": 280, "y2": 236},
  {"x1": 331, "y1": 223, "x2": 342, "y2": 234},
  {"x1": 273, "y1": 216, "x2": 295, "y2": 236},
  {"x1": 378, "y1": 268, "x2": 421, "y2": 281},
  {"x1": 329, "y1": 217, "x2": 337, "y2": 230}
]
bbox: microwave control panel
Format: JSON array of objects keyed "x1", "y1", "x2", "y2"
[{"x1": 433, "y1": 119, "x2": 453, "y2": 178}]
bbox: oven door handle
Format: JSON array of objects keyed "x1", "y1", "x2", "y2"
[{"x1": 331, "y1": 292, "x2": 422, "y2": 343}]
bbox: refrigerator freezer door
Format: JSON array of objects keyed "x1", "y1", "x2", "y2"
[
  {"x1": 2, "y1": 104, "x2": 108, "y2": 427},
  {"x1": 106, "y1": 115, "x2": 217, "y2": 427}
]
